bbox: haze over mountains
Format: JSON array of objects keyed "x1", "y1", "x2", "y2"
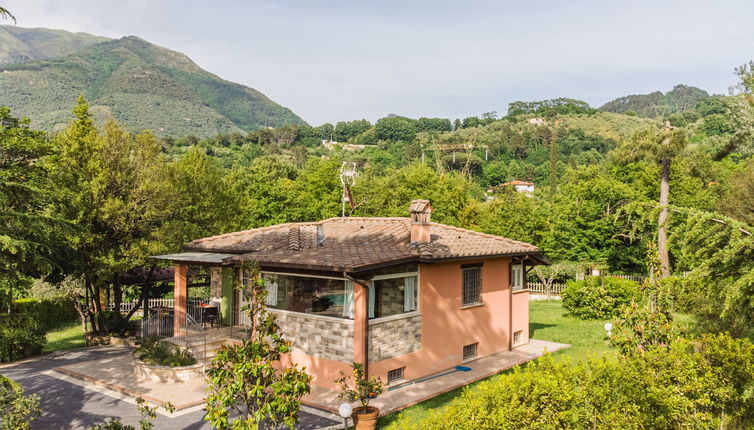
[
  {"x1": 0, "y1": 25, "x2": 306, "y2": 137},
  {"x1": 0, "y1": 25, "x2": 718, "y2": 138}
]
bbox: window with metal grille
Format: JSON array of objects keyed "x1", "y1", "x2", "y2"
[
  {"x1": 387, "y1": 367, "x2": 405, "y2": 384},
  {"x1": 463, "y1": 343, "x2": 478, "y2": 360},
  {"x1": 511, "y1": 264, "x2": 524, "y2": 291},
  {"x1": 462, "y1": 265, "x2": 482, "y2": 306},
  {"x1": 513, "y1": 330, "x2": 522, "y2": 345}
]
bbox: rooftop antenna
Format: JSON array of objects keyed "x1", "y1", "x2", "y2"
[{"x1": 339, "y1": 162, "x2": 358, "y2": 218}]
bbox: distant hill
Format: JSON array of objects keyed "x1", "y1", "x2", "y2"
[
  {"x1": 0, "y1": 27, "x2": 307, "y2": 136},
  {"x1": 0, "y1": 25, "x2": 109, "y2": 65},
  {"x1": 599, "y1": 84, "x2": 711, "y2": 119}
]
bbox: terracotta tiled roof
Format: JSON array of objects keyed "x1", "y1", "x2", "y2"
[{"x1": 184, "y1": 217, "x2": 544, "y2": 272}]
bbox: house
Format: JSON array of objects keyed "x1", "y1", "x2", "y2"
[
  {"x1": 152, "y1": 200, "x2": 547, "y2": 389},
  {"x1": 486, "y1": 180, "x2": 536, "y2": 199}
]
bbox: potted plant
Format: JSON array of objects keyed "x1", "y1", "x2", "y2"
[{"x1": 334, "y1": 362, "x2": 384, "y2": 430}]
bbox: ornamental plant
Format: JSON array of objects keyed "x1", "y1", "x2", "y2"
[
  {"x1": 204, "y1": 261, "x2": 312, "y2": 430},
  {"x1": 335, "y1": 362, "x2": 384, "y2": 410}
]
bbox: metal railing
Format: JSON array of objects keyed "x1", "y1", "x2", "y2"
[
  {"x1": 110, "y1": 298, "x2": 209, "y2": 317},
  {"x1": 139, "y1": 303, "x2": 207, "y2": 363}
]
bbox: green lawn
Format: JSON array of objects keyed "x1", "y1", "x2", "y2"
[
  {"x1": 44, "y1": 321, "x2": 86, "y2": 352},
  {"x1": 528, "y1": 299, "x2": 614, "y2": 361},
  {"x1": 380, "y1": 300, "x2": 611, "y2": 428}
]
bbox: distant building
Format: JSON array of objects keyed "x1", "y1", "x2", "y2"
[
  {"x1": 527, "y1": 118, "x2": 546, "y2": 126},
  {"x1": 486, "y1": 180, "x2": 536, "y2": 200}
]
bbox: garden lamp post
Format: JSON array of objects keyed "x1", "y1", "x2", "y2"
[
  {"x1": 604, "y1": 322, "x2": 613, "y2": 338},
  {"x1": 338, "y1": 402, "x2": 352, "y2": 430}
]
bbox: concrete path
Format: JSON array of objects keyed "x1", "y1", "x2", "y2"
[
  {"x1": 0, "y1": 347, "x2": 340, "y2": 429},
  {"x1": 306, "y1": 339, "x2": 570, "y2": 415}
]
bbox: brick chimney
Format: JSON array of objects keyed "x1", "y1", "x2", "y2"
[{"x1": 408, "y1": 199, "x2": 433, "y2": 243}]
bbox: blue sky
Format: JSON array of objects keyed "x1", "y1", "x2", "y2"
[{"x1": 6, "y1": 0, "x2": 754, "y2": 125}]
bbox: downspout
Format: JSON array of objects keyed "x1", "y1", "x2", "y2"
[
  {"x1": 508, "y1": 260, "x2": 513, "y2": 351},
  {"x1": 344, "y1": 272, "x2": 371, "y2": 377}
]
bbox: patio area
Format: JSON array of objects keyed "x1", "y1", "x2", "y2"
[{"x1": 304, "y1": 338, "x2": 569, "y2": 415}]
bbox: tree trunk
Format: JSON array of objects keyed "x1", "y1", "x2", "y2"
[
  {"x1": 85, "y1": 277, "x2": 99, "y2": 333},
  {"x1": 113, "y1": 273, "x2": 123, "y2": 325},
  {"x1": 658, "y1": 158, "x2": 671, "y2": 278},
  {"x1": 549, "y1": 127, "x2": 558, "y2": 199}
]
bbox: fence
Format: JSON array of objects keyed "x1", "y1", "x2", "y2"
[
  {"x1": 109, "y1": 298, "x2": 208, "y2": 321},
  {"x1": 528, "y1": 274, "x2": 650, "y2": 298}
]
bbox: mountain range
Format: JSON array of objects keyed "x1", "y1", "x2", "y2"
[{"x1": 0, "y1": 25, "x2": 306, "y2": 137}]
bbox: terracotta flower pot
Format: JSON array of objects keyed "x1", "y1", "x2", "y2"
[{"x1": 352, "y1": 406, "x2": 379, "y2": 430}]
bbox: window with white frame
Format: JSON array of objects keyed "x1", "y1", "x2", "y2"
[
  {"x1": 511, "y1": 264, "x2": 524, "y2": 292},
  {"x1": 369, "y1": 274, "x2": 418, "y2": 319},
  {"x1": 462, "y1": 264, "x2": 482, "y2": 306}
]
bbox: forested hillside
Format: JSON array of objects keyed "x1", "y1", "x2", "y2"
[
  {"x1": 0, "y1": 28, "x2": 306, "y2": 136},
  {"x1": 0, "y1": 25, "x2": 108, "y2": 65},
  {"x1": 600, "y1": 84, "x2": 713, "y2": 119}
]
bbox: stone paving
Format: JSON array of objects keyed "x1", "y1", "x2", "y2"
[
  {"x1": 0, "y1": 339, "x2": 567, "y2": 428},
  {"x1": 0, "y1": 347, "x2": 340, "y2": 429},
  {"x1": 305, "y1": 339, "x2": 570, "y2": 415}
]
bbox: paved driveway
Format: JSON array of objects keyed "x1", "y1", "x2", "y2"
[{"x1": 0, "y1": 347, "x2": 340, "y2": 429}]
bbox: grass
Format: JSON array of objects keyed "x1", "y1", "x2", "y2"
[
  {"x1": 528, "y1": 300, "x2": 614, "y2": 361},
  {"x1": 44, "y1": 321, "x2": 86, "y2": 352},
  {"x1": 380, "y1": 300, "x2": 611, "y2": 428}
]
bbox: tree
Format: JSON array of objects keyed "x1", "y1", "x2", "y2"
[
  {"x1": 0, "y1": 107, "x2": 65, "y2": 311},
  {"x1": 530, "y1": 262, "x2": 579, "y2": 299},
  {"x1": 204, "y1": 262, "x2": 311, "y2": 429},
  {"x1": 616, "y1": 124, "x2": 688, "y2": 277},
  {"x1": 47, "y1": 97, "x2": 178, "y2": 332},
  {"x1": 0, "y1": 6, "x2": 15, "y2": 23},
  {"x1": 374, "y1": 117, "x2": 417, "y2": 143}
]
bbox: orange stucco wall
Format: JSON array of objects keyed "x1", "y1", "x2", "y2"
[
  {"x1": 370, "y1": 257, "x2": 526, "y2": 382},
  {"x1": 511, "y1": 290, "x2": 530, "y2": 346},
  {"x1": 279, "y1": 351, "x2": 352, "y2": 390},
  {"x1": 277, "y1": 257, "x2": 530, "y2": 388}
]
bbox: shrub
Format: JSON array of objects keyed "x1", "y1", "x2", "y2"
[
  {"x1": 0, "y1": 315, "x2": 47, "y2": 363},
  {"x1": 561, "y1": 276, "x2": 639, "y2": 319},
  {"x1": 0, "y1": 375, "x2": 41, "y2": 430},
  {"x1": 386, "y1": 334, "x2": 754, "y2": 430},
  {"x1": 132, "y1": 336, "x2": 196, "y2": 367},
  {"x1": 12, "y1": 298, "x2": 78, "y2": 331}
]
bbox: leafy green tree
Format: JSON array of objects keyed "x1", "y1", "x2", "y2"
[
  {"x1": 47, "y1": 97, "x2": 179, "y2": 331},
  {"x1": 0, "y1": 375, "x2": 40, "y2": 430},
  {"x1": 542, "y1": 166, "x2": 643, "y2": 271},
  {"x1": 0, "y1": 107, "x2": 65, "y2": 310},
  {"x1": 477, "y1": 188, "x2": 546, "y2": 245},
  {"x1": 374, "y1": 117, "x2": 417, "y2": 143},
  {"x1": 615, "y1": 125, "x2": 688, "y2": 277},
  {"x1": 205, "y1": 263, "x2": 311, "y2": 429}
]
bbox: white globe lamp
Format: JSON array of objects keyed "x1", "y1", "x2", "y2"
[{"x1": 338, "y1": 402, "x2": 353, "y2": 429}]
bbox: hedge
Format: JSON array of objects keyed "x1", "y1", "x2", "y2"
[
  {"x1": 0, "y1": 314, "x2": 46, "y2": 363},
  {"x1": 561, "y1": 276, "x2": 639, "y2": 319},
  {"x1": 12, "y1": 298, "x2": 78, "y2": 331}
]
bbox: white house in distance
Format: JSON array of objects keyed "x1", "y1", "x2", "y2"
[{"x1": 486, "y1": 180, "x2": 536, "y2": 200}]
